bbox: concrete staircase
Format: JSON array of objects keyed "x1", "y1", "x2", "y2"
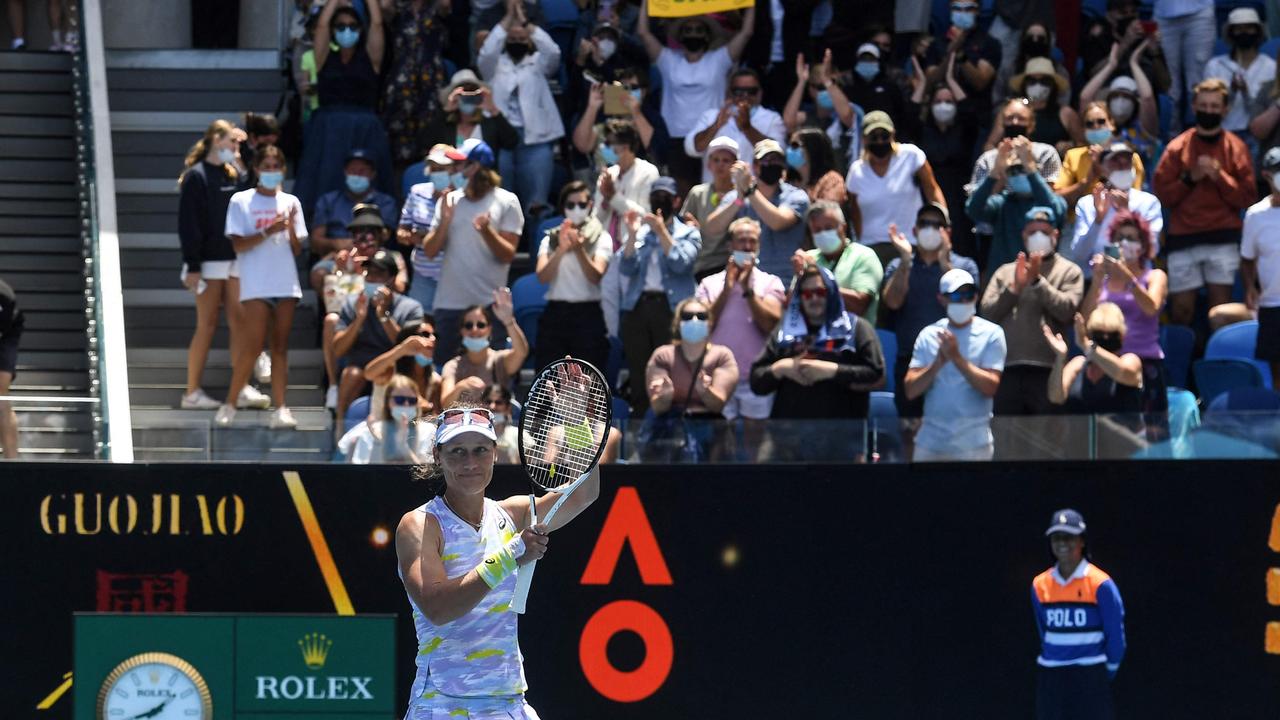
[
  {"x1": 0, "y1": 50, "x2": 97, "y2": 459},
  {"x1": 106, "y1": 50, "x2": 331, "y2": 461}
]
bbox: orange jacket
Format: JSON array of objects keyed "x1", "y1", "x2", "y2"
[{"x1": 1152, "y1": 128, "x2": 1256, "y2": 239}]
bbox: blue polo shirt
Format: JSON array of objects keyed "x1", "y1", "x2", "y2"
[
  {"x1": 882, "y1": 252, "x2": 980, "y2": 356},
  {"x1": 312, "y1": 188, "x2": 399, "y2": 241},
  {"x1": 726, "y1": 181, "x2": 809, "y2": 282}
]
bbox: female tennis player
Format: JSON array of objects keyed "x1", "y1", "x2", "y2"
[{"x1": 395, "y1": 405, "x2": 601, "y2": 719}]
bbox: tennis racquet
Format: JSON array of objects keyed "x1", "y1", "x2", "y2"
[{"x1": 511, "y1": 357, "x2": 612, "y2": 613}]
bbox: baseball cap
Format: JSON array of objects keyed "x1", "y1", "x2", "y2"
[
  {"x1": 426, "y1": 143, "x2": 466, "y2": 165},
  {"x1": 1045, "y1": 508, "x2": 1087, "y2": 536},
  {"x1": 939, "y1": 268, "x2": 975, "y2": 294},
  {"x1": 1263, "y1": 146, "x2": 1280, "y2": 171},
  {"x1": 707, "y1": 135, "x2": 740, "y2": 160},
  {"x1": 1099, "y1": 141, "x2": 1133, "y2": 162},
  {"x1": 460, "y1": 138, "x2": 496, "y2": 168},
  {"x1": 862, "y1": 110, "x2": 895, "y2": 136},
  {"x1": 347, "y1": 203, "x2": 386, "y2": 230},
  {"x1": 1227, "y1": 7, "x2": 1264, "y2": 28},
  {"x1": 650, "y1": 176, "x2": 678, "y2": 196},
  {"x1": 917, "y1": 201, "x2": 950, "y2": 227},
  {"x1": 1024, "y1": 205, "x2": 1057, "y2": 226},
  {"x1": 435, "y1": 408, "x2": 498, "y2": 446},
  {"x1": 345, "y1": 147, "x2": 373, "y2": 165},
  {"x1": 857, "y1": 42, "x2": 881, "y2": 59},
  {"x1": 753, "y1": 138, "x2": 784, "y2": 161},
  {"x1": 366, "y1": 248, "x2": 399, "y2": 276},
  {"x1": 1107, "y1": 75, "x2": 1138, "y2": 96}
]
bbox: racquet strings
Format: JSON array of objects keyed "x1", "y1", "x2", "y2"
[{"x1": 519, "y1": 362, "x2": 610, "y2": 491}]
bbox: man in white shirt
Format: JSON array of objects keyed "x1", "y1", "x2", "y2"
[
  {"x1": 1242, "y1": 147, "x2": 1280, "y2": 388},
  {"x1": 1066, "y1": 142, "x2": 1163, "y2": 277},
  {"x1": 683, "y1": 68, "x2": 787, "y2": 183}
]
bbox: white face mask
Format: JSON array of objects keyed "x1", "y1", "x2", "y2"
[
  {"x1": 1026, "y1": 231, "x2": 1054, "y2": 255},
  {"x1": 812, "y1": 229, "x2": 843, "y2": 254},
  {"x1": 491, "y1": 411, "x2": 509, "y2": 427},
  {"x1": 565, "y1": 206, "x2": 589, "y2": 224},
  {"x1": 596, "y1": 38, "x2": 617, "y2": 60},
  {"x1": 1025, "y1": 82, "x2": 1052, "y2": 102},
  {"x1": 1109, "y1": 96, "x2": 1135, "y2": 123},
  {"x1": 1119, "y1": 239, "x2": 1143, "y2": 260},
  {"x1": 916, "y1": 226, "x2": 943, "y2": 251},
  {"x1": 931, "y1": 101, "x2": 957, "y2": 124},
  {"x1": 947, "y1": 301, "x2": 976, "y2": 325},
  {"x1": 1108, "y1": 168, "x2": 1135, "y2": 189},
  {"x1": 217, "y1": 147, "x2": 236, "y2": 164},
  {"x1": 390, "y1": 405, "x2": 417, "y2": 424}
]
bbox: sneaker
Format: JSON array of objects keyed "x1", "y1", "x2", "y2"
[
  {"x1": 11, "y1": 38, "x2": 25, "y2": 50},
  {"x1": 214, "y1": 405, "x2": 236, "y2": 427},
  {"x1": 237, "y1": 385, "x2": 271, "y2": 409},
  {"x1": 254, "y1": 351, "x2": 272, "y2": 384},
  {"x1": 270, "y1": 406, "x2": 298, "y2": 429},
  {"x1": 63, "y1": 32, "x2": 79, "y2": 53},
  {"x1": 180, "y1": 388, "x2": 221, "y2": 410},
  {"x1": 325, "y1": 385, "x2": 338, "y2": 410}
]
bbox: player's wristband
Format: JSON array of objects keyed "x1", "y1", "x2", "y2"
[{"x1": 475, "y1": 535, "x2": 526, "y2": 589}]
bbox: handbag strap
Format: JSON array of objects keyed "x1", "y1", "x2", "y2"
[{"x1": 678, "y1": 346, "x2": 707, "y2": 416}]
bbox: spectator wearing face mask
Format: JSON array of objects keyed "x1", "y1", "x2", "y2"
[
  {"x1": 967, "y1": 135, "x2": 1069, "y2": 272},
  {"x1": 702, "y1": 139, "x2": 809, "y2": 284},
  {"x1": 398, "y1": 144, "x2": 467, "y2": 313},
  {"x1": 1080, "y1": 72, "x2": 1160, "y2": 180},
  {"x1": 477, "y1": 0, "x2": 564, "y2": 218},
  {"x1": 923, "y1": 0, "x2": 1003, "y2": 134},
  {"x1": 645, "y1": 297, "x2": 740, "y2": 420},
  {"x1": 1045, "y1": 305, "x2": 1144, "y2": 415},
  {"x1": 785, "y1": 127, "x2": 847, "y2": 207},
  {"x1": 990, "y1": 58, "x2": 1083, "y2": 159},
  {"x1": 419, "y1": 70, "x2": 519, "y2": 169},
  {"x1": 910, "y1": 72, "x2": 979, "y2": 258},
  {"x1": 1079, "y1": 0, "x2": 1171, "y2": 95},
  {"x1": 848, "y1": 112, "x2": 948, "y2": 271},
  {"x1": 594, "y1": 119, "x2": 660, "y2": 250},
  {"x1": 1055, "y1": 103, "x2": 1146, "y2": 222},
  {"x1": 332, "y1": 249, "x2": 425, "y2": 431},
  {"x1": 338, "y1": 374, "x2": 432, "y2": 464},
  {"x1": 696, "y1": 218, "x2": 786, "y2": 430},
  {"x1": 793, "y1": 201, "x2": 883, "y2": 320},
  {"x1": 1005, "y1": 23, "x2": 1071, "y2": 107},
  {"x1": 1153, "y1": 78, "x2": 1257, "y2": 327},
  {"x1": 572, "y1": 67, "x2": 669, "y2": 175},
  {"x1": 535, "y1": 181, "x2": 613, "y2": 371},
  {"x1": 684, "y1": 136, "x2": 740, "y2": 280},
  {"x1": 782, "y1": 50, "x2": 856, "y2": 151},
  {"x1": 484, "y1": 382, "x2": 520, "y2": 464},
  {"x1": 309, "y1": 149, "x2": 398, "y2": 290},
  {"x1": 617, "y1": 176, "x2": 702, "y2": 414},
  {"x1": 424, "y1": 139, "x2": 523, "y2": 361},
  {"x1": 1203, "y1": 8, "x2": 1275, "y2": 152},
  {"x1": 1066, "y1": 142, "x2": 1163, "y2": 278},
  {"x1": 969, "y1": 98, "x2": 1064, "y2": 196},
  {"x1": 239, "y1": 112, "x2": 279, "y2": 187},
  {"x1": 362, "y1": 319, "x2": 443, "y2": 422},
  {"x1": 904, "y1": 268, "x2": 1006, "y2": 461},
  {"x1": 685, "y1": 68, "x2": 787, "y2": 184},
  {"x1": 883, "y1": 204, "x2": 981, "y2": 423},
  {"x1": 845, "y1": 43, "x2": 908, "y2": 123},
  {"x1": 980, "y1": 206, "x2": 1084, "y2": 418},
  {"x1": 439, "y1": 291, "x2": 528, "y2": 407},
  {"x1": 575, "y1": 20, "x2": 642, "y2": 87},
  {"x1": 637, "y1": 0, "x2": 756, "y2": 192}
]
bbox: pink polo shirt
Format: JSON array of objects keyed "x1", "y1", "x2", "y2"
[{"x1": 695, "y1": 267, "x2": 786, "y2": 374}]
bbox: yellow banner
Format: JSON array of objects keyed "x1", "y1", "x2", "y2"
[{"x1": 648, "y1": 0, "x2": 752, "y2": 18}]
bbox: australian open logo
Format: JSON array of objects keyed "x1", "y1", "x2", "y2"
[{"x1": 255, "y1": 632, "x2": 373, "y2": 701}]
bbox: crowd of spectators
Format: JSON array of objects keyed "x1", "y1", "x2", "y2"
[{"x1": 162, "y1": 0, "x2": 1280, "y2": 464}]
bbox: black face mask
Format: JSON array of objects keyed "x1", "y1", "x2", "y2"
[
  {"x1": 1089, "y1": 331, "x2": 1123, "y2": 354},
  {"x1": 681, "y1": 35, "x2": 708, "y2": 53},
  {"x1": 1024, "y1": 37, "x2": 1050, "y2": 55},
  {"x1": 1003, "y1": 124, "x2": 1028, "y2": 139},
  {"x1": 757, "y1": 163, "x2": 784, "y2": 185},
  {"x1": 1195, "y1": 110, "x2": 1223, "y2": 132},
  {"x1": 1232, "y1": 32, "x2": 1261, "y2": 49},
  {"x1": 866, "y1": 142, "x2": 892, "y2": 158},
  {"x1": 650, "y1": 194, "x2": 674, "y2": 218},
  {"x1": 505, "y1": 42, "x2": 531, "y2": 62}
]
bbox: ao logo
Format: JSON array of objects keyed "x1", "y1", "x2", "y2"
[{"x1": 1046, "y1": 608, "x2": 1089, "y2": 628}]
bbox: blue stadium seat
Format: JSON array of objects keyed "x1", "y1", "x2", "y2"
[
  {"x1": 869, "y1": 391, "x2": 897, "y2": 419},
  {"x1": 611, "y1": 395, "x2": 631, "y2": 427},
  {"x1": 1205, "y1": 386, "x2": 1280, "y2": 414},
  {"x1": 876, "y1": 329, "x2": 897, "y2": 393},
  {"x1": 344, "y1": 395, "x2": 371, "y2": 435},
  {"x1": 1205, "y1": 320, "x2": 1273, "y2": 388},
  {"x1": 511, "y1": 273, "x2": 550, "y2": 366},
  {"x1": 531, "y1": 214, "x2": 564, "y2": 252},
  {"x1": 605, "y1": 334, "x2": 624, "y2": 389},
  {"x1": 1263, "y1": 37, "x2": 1280, "y2": 58},
  {"x1": 1159, "y1": 324, "x2": 1195, "y2": 389},
  {"x1": 1157, "y1": 93, "x2": 1174, "y2": 141},
  {"x1": 1192, "y1": 358, "x2": 1266, "y2": 406}
]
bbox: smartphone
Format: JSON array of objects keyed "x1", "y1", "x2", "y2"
[
  {"x1": 1104, "y1": 245, "x2": 1121, "y2": 260},
  {"x1": 603, "y1": 82, "x2": 628, "y2": 116},
  {"x1": 1140, "y1": 19, "x2": 1158, "y2": 36}
]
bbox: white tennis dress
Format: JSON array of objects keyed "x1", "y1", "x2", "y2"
[{"x1": 403, "y1": 496, "x2": 542, "y2": 720}]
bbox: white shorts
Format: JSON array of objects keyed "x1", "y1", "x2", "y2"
[
  {"x1": 407, "y1": 698, "x2": 541, "y2": 720},
  {"x1": 719, "y1": 380, "x2": 773, "y2": 420},
  {"x1": 912, "y1": 443, "x2": 994, "y2": 462},
  {"x1": 180, "y1": 260, "x2": 238, "y2": 282},
  {"x1": 1166, "y1": 244, "x2": 1239, "y2": 293}
]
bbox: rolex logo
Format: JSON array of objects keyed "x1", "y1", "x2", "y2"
[{"x1": 298, "y1": 632, "x2": 333, "y2": 670}]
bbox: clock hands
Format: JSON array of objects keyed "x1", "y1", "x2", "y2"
[{"x1": 129, "y1": 697, "x2": 171, "y2": 720}]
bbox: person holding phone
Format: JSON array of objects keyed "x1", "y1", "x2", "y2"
[{"x1": 1066, "y1": 142, "x2": 1163, "y2": 278}]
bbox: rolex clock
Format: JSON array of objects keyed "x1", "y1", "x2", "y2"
[{"x1": 96, "y1": 652, "x2": 213, "y2": 720}]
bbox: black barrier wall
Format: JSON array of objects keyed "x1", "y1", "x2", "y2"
[{"x1": 7, "y1": 462, "x2": 1280, "y2": 718}]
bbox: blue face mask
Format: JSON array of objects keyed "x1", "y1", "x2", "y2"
[
  {"x1": 458, "y1": 98, "x2": 480, "y2": 115},
  {"x1": 629, "y1": 89, "x2": 643, "y2": 102},
  {"x1": 1006, "y1": 173, "x2": 1032, "y2": 195},
  {"x1": 732, "y1": 250, "x2": 756, "y2": 266},
  {"x1": 335, "y1": 27, "x2": 360, "y2": 49},
  {"x1": 429, "y1": 170, "x2": 451, "y2": 189},
  {"x1": 414, "y1": 353, "x2": 432, "y2": 367},
  {"x1": 217, "y1": 147, "x2": 237, "y2": 164},
  {"x1": 462, "y1": 336, "x2": 490, "y2": 353},
  {"x1": 363, "y1": 281, "x2": 384, "y2": 299},
  {"x1": 951, "y1": 10, "x2": 976, "y2": 30},
  {"x1": 1084, "y1": 128, "x2": 1112, "y2": 146},
  {"x1": 258, "y1": 171, "x2": 284, "y2": 190},
  {"x1": 346, "y1": 174, "x2": 370, "y2": 194},
  {"x1": 599, "y1": 144, "x2": 619, "y2": 165},
  {"x1": 816, "y1": 89, "x2": 835, "y2": 110},
  {"x1": 813, "y1": 228, "x2": 844, "y2": 254},
  {"x1": 450, "y1": 172, "x2": 466, "y2": 189},
  {"x1": 680, "y1": 318, "x2": 709, "y2": 343},
  {"x1": 855, "y1": 62, "x2": 880, "y2": 81},
  {"x1": 785, "y1": 146, "x2": 806, "y2": 168}
]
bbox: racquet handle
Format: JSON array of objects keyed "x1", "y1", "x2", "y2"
[{"x1": 510, "y1": 493, "x2": 540, "y2": 614}]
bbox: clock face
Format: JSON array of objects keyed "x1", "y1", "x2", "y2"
[{"x1": 98, "y1": 653, "x2": 212, "y2": 720}]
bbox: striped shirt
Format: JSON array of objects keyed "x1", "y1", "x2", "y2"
[
  {"x1": 400, "y1": 182, "x2": 444, "y2": 281},
  {"x1": 1031, "y1": 560, "x2": 1126, "y2": 673}
]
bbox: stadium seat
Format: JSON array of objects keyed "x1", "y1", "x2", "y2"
[
  {"x1": 511, "y1": 273, "x2": 550, "y2": 367},
  {"x1": 344, "y1": 395, "x2": 371, "y2": 435},
  {"x1": 604, "y1": 334, "x2": 624, "y2": 389},
  {"x1": 867, "y1": 391, "x2": 901, "y2": 462},
  {"x1": 1204, "y1": 320, "x2": 1273, "y2": 389},
  {"x1": 1205, "y1": 387, "x2": 1280, "y2": 415},
  {"x1": 876, "y1": 330, "x2": 897, "y2": 393},
  {"x1": 531, "y1": 214, "x2": 564, "y2": 252},
  {"x1": 400, "y1": 160, "x2": 426, "y2": 199},
  {"x1": 1192, "y1": 358, "x2": 1266, "y2": 406},
  {"x1": 1159, "y1": 324, "x2": 1195, "y2": 389},
  {"x1": 869, "y1": 391, "x2": 897, "y2": 419}
]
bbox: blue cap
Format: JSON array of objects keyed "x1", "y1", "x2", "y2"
[
  {"x1": 650, "y1": 176, "x2": 678, "y2": 196},
  {"x1": 345, "y1": 147, "x2": 372, "y2": 164},
  {"x1": 1024, "y1": 205, "x2": 1057, "y2": 226},
  {"x1": 460, "y1": 138, "x2": 496, "y2": 169},
  {"x1": 1045, "y1": 508, "x2": 1087, "y2": 536}
]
